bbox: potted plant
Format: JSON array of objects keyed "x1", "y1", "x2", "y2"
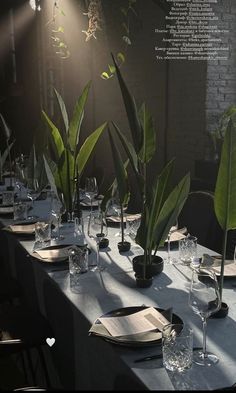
[
  {"x1": 107, "y1": 128, "x2": 131, "y2": 253},
  {"x1": 213, "y1": 113, "x2": 236, "y2": 317},
  {"x1": 110, "y1": 54, "x2": 190, "y2": 286},
  {"x1": 42, "y1": 81, "x2": 107, "y2": 220}
]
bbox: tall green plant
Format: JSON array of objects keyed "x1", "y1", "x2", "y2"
[
  {"x1": 108, "y1": 127, "x2": 130, "y2": 244},
  {"x1": 42, "y1": 81, "x2": 107, "y2": 213},
  {"x1": 214, "y1": 115, "x2": 236, "y2": 300},
  {"x1": 110, "y1": 53, "x2": 190, "y2": 275}
]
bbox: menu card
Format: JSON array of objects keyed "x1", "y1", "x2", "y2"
[{"x1": 98, "y1": 307, "x2": 170, "y2": 337}]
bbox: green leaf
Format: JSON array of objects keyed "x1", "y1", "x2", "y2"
[
  {"x1": 59, "y1": 42, "x2": 67, "y2": 48},
  {"x1": 122, "y1": 36, "x2": 131, "y2": 45},
  {"x1": 59, "y1": 8, "x2": 66, "y2": 16},
  {"x1": 52, "y1": 26, "x2": 64, "y2": 33},
  {"x1": 68, "y1": 81, "x2": 91, "y2": 154},
  {"x1": 42, "y1": 110, "x2": 65, "y2": 162},
  {"x1": 214, "y1": 118, "x2": 236, "y2": 231},
  {"x1": 136, "y1": 159, "x2": 175, "y2": 251},
  {"x1": 43, "y1": 154, "x2": 59, "y2": 198},
  {"x1": 54, "y1": 88, "x2": 69, "y2": 135},
  {"x1": 1, "y1": 141, "x2": 14, "y2": 169},
  {"x1": 108, "y1": 64, "x2": 116, "y2": 74},
  {"x1": 0, "y1": 113, "x2": 11, "y2": 140},
  {"x1": 57, "y1": 149, "x2": 74, "y2": 211},
  {"x1": 120, "y1": 7, "x2": 128, "y2": 16},
  {"x1": 138, "y1": 103, "x2": 156, "y2": 164},
  {"x1": 117, "y1": 52, "x2": 125, "y2": 64},
  {"x1": 77, "y1": 122, "x2": 107, "y2": 175},
  {"x1": 111, "y1": 122, "x2": 138, "y2": 170},
  {"x1": 51, "y1": 36, "x2": 60, "y2": 42},
  {"x1": 108, "y1": 128, "x2": 129, "y2": 205},
  {"x1": 122, "y1": 22, "x2": 129, "y2": 34},
  {"x1": 101, "y1": 72, "x2": 112, "y2": 80},
  {"x1": 111, "y1": 53, "x2": 143, "y2": 153},
  {"x1": 157, "y1": 173, "x2": 190, "y2": 247},
  {"x1": 130, "y1": 6, "x2": 138, "y2": 17}
]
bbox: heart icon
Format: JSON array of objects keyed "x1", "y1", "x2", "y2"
[{"x1": 46, "y1": 337, "x2": 55, "y2": 347}]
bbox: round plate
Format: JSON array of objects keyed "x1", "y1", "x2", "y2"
[{"x1": 92, "y1": 306, "x2": 183, "y2": 347}]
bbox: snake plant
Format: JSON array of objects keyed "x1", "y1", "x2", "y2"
[
  {"x1": 42, "y1": 81, "x2": 107, "y2": 215},
  {"x1": 110, "y1": 54, "x2": 190, "y2": 277}
]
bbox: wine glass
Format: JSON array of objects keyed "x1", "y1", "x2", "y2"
[
  {"x1": 166, "y1": 220, "x2": 178, "y2": 264},
  {"x1": 27, "y1": 179, "x2": 40, "y2": 207},
  {"x1": 189, "y1": 268, "x2": 221, "y2": 366},
  {"x1": 87, "y1": 211, "x2": 108, "y2": 271},
  {"x1": 84, "y1": 177, "x2": 98, "y2": 214},
  {"x1": 50, "y1": 192, "x2": 65, "y2": 240}
]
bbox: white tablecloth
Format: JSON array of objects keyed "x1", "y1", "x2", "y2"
[{"x1": 1, "y1": 199, "x2": 236, "y2": 390}]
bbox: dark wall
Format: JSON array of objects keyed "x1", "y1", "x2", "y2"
[
  {"x1": 0, "y1": 0, "x2": 207, "y2": 204},
  {"x1": 0, "y1": 0, "x2": 40, "y2": 156}
]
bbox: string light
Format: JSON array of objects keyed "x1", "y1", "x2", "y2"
[{"x1": 29, "y1": 0, "x2": 41, "y2": 12}]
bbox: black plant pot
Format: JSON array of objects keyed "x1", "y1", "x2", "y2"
[
  {"x1": 210, "y1": 301, "x2": 229, "y2": 319},
  {"x1": 135, "y1": 274, "x2": 153, "y2": 288},
  {"x1": 132, "y1": 255, "x2": 164, "y2": 277},
  {"x1": 99, "y1": 238, "x2": 109, "y2": 249},
  {"x1": 118, "y1": 241, "x2": 131, "y2": 253}
]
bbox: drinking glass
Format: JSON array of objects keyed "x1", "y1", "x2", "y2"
[
  {"x1": 189, "y1": 268, "x2": 221, "y2": 366},
  {"x1": 162, "y1": 323, "x2": 193, "y2": 372},
  {"x1": 69, "y1": 245, "x2": 89, "y2": 290},
  {"x1": 87, "y1": 211, "x2": 108, "y2": 271},
  {"x1": 179, "y1": 235, "x2": 197, "y2": 264},
  {"x1": 84, "y1": 177, "x2": 98, "y2": 214},
  {"x1": 107, "y1": 195, "x2": 128, "y2": 238},
  {"x1": 34, "y1": 219, "x2": 51, "y2": 250},
  {"x1": 166, "y1": 220, "x2": 178, "y2": 264}
]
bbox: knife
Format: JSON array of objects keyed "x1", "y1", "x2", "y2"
[{"x1": 134, "y1": 353, "x2": 163, "y2": 363}]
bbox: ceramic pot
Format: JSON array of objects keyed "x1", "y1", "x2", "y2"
[
  {"x1": 210, "y1": 301, "x2": 229, "y2": 319},
  {"x1": 132, "y1": 255, "x2": 164, "y2": 277},
  {"x1": 118, "y1": 241, "x2": 131, "y2": 253}
]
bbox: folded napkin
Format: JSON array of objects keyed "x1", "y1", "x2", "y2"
[
  {"x1": 201, "y1": 254, "x2": 236, "y2": 276},
  {"x1": 107, "y1": 213, "x2": 141, "y2": 223},
  {"x1": 167, "y1": 228, "x2": 187, "y2": 242},
  {"x1": 0, "y1": 205, "x2": 13, "y2": 214},
  {"x1": 8, "y1": 223, "x2": 36, "y2": 234},
  {"x1": 89, "y1": 307, "x2": 172, "y2": 343},
  {"x1": 33, "y1": 246, "x2": 71, "y2": 262}
]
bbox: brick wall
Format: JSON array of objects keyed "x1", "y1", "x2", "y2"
[{"x1": 206, "y1": 0, "x2": 236, "y2": 151}]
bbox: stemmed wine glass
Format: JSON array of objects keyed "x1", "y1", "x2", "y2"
[
  {"x1": 87, "y1": 211, "x2": 108, "y2": 272},
  {"x1": 166, "y1": 220, "x2": 178, "y2": 264},
  {"x1": 84, "y1": 177, "x2": 98, "y2": 214},
  {"x1": 189, "y1": 268, "x2": 221, "y2": 366},
  {"x1": 50, "y1": 192, "x2": 65, "y2": 240}
]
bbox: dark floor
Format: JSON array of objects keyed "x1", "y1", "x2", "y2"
[{"x1": 0, "y1": 355, "x2": 26, "y2": 391}]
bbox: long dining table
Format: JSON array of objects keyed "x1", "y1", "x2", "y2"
[{"x1": 1, "y1": 197, "x2": 236, "y2": 391}]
